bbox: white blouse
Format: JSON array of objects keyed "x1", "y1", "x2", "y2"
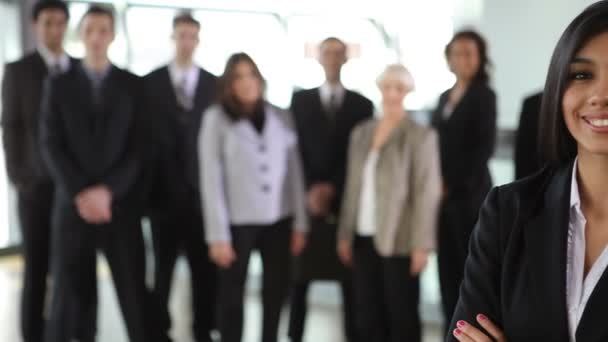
[
  {"x1": 566, "y1": 160, "x2": 608, "y2": 342},
  {"x1": 357, "y1": 150, "x2": 379, "y2": 237}
]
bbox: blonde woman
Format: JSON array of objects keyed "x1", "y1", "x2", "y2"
[{"x1": 337, "y1": 64, "x2": 441, "y2": 342}]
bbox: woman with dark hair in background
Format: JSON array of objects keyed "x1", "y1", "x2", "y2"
[
  {"x1": 198, "y1": 52, "x2": 308, "y2": 342},
  {"x1": 449, "y1": 2, "x2": 608, "y2": 341},
  {"x1": 431, "y1": 30, "x2": 497, "y2": 328}
]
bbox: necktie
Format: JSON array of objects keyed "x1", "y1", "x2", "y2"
[
  {"x1": 326, "y1": 91, "x2": 339, "y2": 121},
  {"x1": 175, "y1": 75, "x2": 193, "y2": 111},
  {"x1": 49, "y1": 63, "x2": 62, "y2": 77}
]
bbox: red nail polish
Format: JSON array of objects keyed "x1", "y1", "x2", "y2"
[
  {"x1": 457, "y1": 320, "x2": 466, "y2": 328},
  {"x1": 454, "y1": 328, "x2": 462, "y2": 336},
  {"x1": 478, "y1": 314, "x2": 488, "y2": 322}
]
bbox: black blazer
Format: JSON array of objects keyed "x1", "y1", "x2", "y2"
[
  {"x1": 515, "y1": 92, "x2": 544, "y2": 180},
  {"x1": 291, "y1": 87, "x2": 373, "y2": 214},
  {"x1": 1, "y1": 51, "x2": 78, "y2": 191},
  {"x1": 39, "y1": 65, "x2": 144, "y2": 212},
  {"x1": 448, "y1": 163, "x2": 608, "y2": 342},
  {"x1": 143, "y1": 65, "x2": 217, "y2": 208},
  {"x1": 431, "y1": 82, "x2": 497, "y2": 206}
]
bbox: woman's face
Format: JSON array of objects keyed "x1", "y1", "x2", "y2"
[
  {"x1": 447, "y1": 38, "x2": 481, "y2": 82},
  {"x1": 231, "y1": 61, "x2": 262, "y2": 107},
  {"x1": 379, "y1": 76, "x2": 410, "y2": 108},
  {"x1": 563, "y1": 32, "x2": 608, "y2": 157}
]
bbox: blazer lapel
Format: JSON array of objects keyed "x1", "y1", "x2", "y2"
[
  {"x1": 523, "y1": 164, "x2": 572, "y2": 339},
  {"x1": 161, "y1": 66, "x2": 179, "y2": 110},
  {"x1": 192, "y1": 68, "x2": 213, "y2": 115},
  {"x1": 32, "y1": 52, "x2": 48, "y2": 81}
]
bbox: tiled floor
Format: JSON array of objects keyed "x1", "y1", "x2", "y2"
[{"x1": 0, "y1": 255, "x2": 445, "y2": 342}]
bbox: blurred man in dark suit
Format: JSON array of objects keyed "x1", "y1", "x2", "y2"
[
  {"x1": 39, "y1": 5, "x2": 148, "y2": 341},
  {"x1": 1, "y1": 2, "x2": 76, "y2": 341},
  {"x1": 288, "y1": 37, "x2": 374, "y2": 342},
  {"x1": 143, "y1": 12, "x2": 217, "y2": 342}
]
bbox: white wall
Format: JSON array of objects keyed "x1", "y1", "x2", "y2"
[{"x1": 454, "y1": 0, "x2": 597, "y2": 129}]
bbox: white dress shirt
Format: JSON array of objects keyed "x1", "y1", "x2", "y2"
[
  {"x1": 357, "y1": 150, "x2": 379, "y2": 236},
  {"x1": 319, "y1": 81, "x2": 345, "y2": 112},
  {"x1": 168, "y1": 61, "x2": 200, "y2": 100},
  {"x1": 199, "y1": 104, "x2": 309, "y2": 243},
  {"x1": 37, "y1": 44, "x2": 70, "y2": 73},
  {"x1": 566, "y1": 160, "x2": 608, "y2": 342}
]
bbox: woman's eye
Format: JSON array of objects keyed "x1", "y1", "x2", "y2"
[{"x1": 569, "y1": 71, "x2": 592, "y2": 80}]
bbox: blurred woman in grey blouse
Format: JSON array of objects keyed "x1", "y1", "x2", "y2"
[
  {"x1": 198, "y1": 52, "x2": 308, "y2": 342},
  {"x1": 337, "y1": 64, "x2": 441, "y2": 342}
]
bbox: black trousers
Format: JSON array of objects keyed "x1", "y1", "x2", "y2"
[
  {"x1": 288, "y1": 218, "x2": 355, "y2": 342},
  {"x1": 18, "y1": 183, "x2": 54, "y2": 342},
  {"x1": 352, "y1": 236, "x2": 421, "y2": 342},
  {"x1": 44, "y1": 202, "x2": 148, "y2": 342},
  {"x1": 288, "y1": 278, "x2": 354, "y2": 342},
  {"x1": 437, "y1": 196, "x2": 480, "y2": 330},
  {"x1": 150, "y1": 202, "x2": 217, "y2": 342},
  {"x1": 217, "y1": 218, "x2": 292, "y2": 342}
]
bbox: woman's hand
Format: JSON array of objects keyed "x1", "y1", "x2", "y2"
[
  {"x1": 291, "y1": 230, "x2": 307, "y2": 256},
  {"x1": 454, "y1": 314, "x2": 507, "y2": 342},
  {"x1": 410, "y1": 249, "x2": 429, "y2": 275},
  {"x1": 209, "y1": 242, "x2": 237, "y2": 269},
  {"x1": 337, "y1": 239, "x2": 352, "y2": 266}
]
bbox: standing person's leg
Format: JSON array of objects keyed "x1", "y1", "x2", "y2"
[
  {"x1": 437, "y1": 200, "x2": 465, "y2": 327},
  {"x1": 101, "y1": 216, "x2": 149, "y2": 342},
  {"x1": 45, "y1": 205, "x2": 97, "y2": 342},
  {"x1": 150, "y1": 210, "x2": 180, "y2": 342},
  {"x1": 18, "y1": 184, "x2": 54, "y2": 342},
  {"x1": 287, "y1": 280, "x2": 309, "y2": 342},
  {"x1": 183, "y1": 205, "x2": 217, "y2": 342},
  {"x1": 439, "y1": 196, "x2": 480, "y2": 332},
  {"x1": 352, "y1": 236, "x2": 385, "y2": 342},
  {"x1": 258, "y1": 219, "x2": 292, "y2": 342},
  {"x1": 383, "y1": 256, "x2": 421, "y2": 342},
  {"x1": 216, "y1": 226, "x2": 256, "y2": 342},
  {"x1": 339, "y1": 271, "x2": 356, "y2": 342}
]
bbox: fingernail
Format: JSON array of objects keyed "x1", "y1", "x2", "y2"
[
  {"x1": 477, "y1": 314, "x2": 487, "y2": 322},
  {"x1": 457, "y1": 320, "x2": 466, "y2": 328},
  {"x1": 453, "y1": 328, "x2": 462, "y2": 336}
]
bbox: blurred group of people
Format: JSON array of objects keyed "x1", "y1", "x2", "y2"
[{"x1": 2, "y1": 1, "x2": 507, "y2": 342}]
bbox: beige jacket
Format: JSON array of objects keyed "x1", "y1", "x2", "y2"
[{"x1": 338, "y1": 116, "x2": 441, "y2": 257}]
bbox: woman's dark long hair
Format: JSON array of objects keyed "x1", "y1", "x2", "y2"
[
  {"x1": 445, "y1": 30, "x2": 491, "y2": 85},
  {"x1": 217, "y1": 52, "x2": 266, "y2": 120},
  {"x1": 540, "y1": 1, "x2": 608, "y2": 166}
]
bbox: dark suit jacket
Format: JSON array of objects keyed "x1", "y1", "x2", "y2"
[
  {"x1": 291, "y1": 87, "x2": 373, "y2": 280},
  {"x1": 143, "y1": 66, "x2": 216, "y2": 209},
  {"x1": 291, "y1": 87, "x2": 373, "y2": 215},
  {"x1": 39, "y1": 65, "x2": 144, "y2": 213},
  {"x1": 515, "y1": 92, "x2": 544, "y2": 180},
  {"x1": 448, "y1": 163, "x2": 608, "y2": 342},
  {"x1": 1, "y1": 51, "x2": 78, "y2": 191},
  {"x1": 431, "y1": 82, "x2": 497, "y2": 209}
]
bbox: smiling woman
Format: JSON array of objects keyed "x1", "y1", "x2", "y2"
[{"x1": 448, "y1": 1, "x2": 608, "y2": 342}]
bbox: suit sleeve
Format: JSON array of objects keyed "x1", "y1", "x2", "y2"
[
  {"x1": 409, "y1": 130, "x2": 442, "y2": 250},
  {"x1": 1, "y1": 64, "x2": 25, "y2": 186},
  {"x1": 287, "y1": 137, "x2": 309, "y2": 233},
  {"x1": 199, "y1": 110, "x2": 232, "y2": 243},
  {"x1": 102, "y1": 78, "x2": 143, "y2": 200},
  {"x1": 290, "y1": 92, "x2": 314, "y2": 189},
  {"x1": 337, "y1": 127, "x2": 360, "y2": 242},
  {"x1": 39, "y1": 78, "x2": 89, "y2": 199},
  {"x1": 445, "y1": 89, "x2": 497, "y2": 189},
  {"x1": 446, "y1": 187, "x2": 503, "y2": 341}
]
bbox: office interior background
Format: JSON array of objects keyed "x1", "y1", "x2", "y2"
[{"x1": 0, "y1": 0, "x2": 599, "y2": 341}]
